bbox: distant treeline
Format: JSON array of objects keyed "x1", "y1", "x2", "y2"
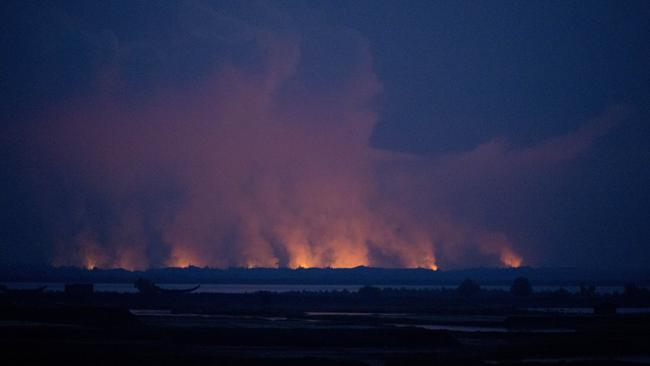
[{"x1": 1, "y1": 265, "x2": 649, "y2": 286}]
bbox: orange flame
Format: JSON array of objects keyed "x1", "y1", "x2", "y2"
[
  {"x1": 166, "y1": 246, "x2": 203, "y2": 268},
  {"x1": 84, "y1": 257, "x2": 97, "y2": 270},
  {"x1": 500, "y1": 248, "x2": 523, "y2": 268}
]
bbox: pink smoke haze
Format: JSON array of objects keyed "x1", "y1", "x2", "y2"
[{"x1": 23, "y1": 14, "x2": 624, "y2": 271}]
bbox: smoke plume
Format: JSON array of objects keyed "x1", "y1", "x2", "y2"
[{"x1": 16, "y1": 2, "x2": 622, "y2": 270}]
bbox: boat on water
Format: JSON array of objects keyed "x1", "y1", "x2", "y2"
[{"x1": 134, "y1": 278, "x2": 200, "y2": 294}]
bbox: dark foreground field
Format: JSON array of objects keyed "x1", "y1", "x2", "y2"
[{"x1": 2, "y1": 288, "x2": 650, "y2": 365}]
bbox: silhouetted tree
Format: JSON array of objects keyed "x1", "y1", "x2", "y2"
[
  {"x1": 579, "y1": 283, "x2": 596, "y2": 297},
  {"x1": 358, "y1": 285, "x2": 382, "y2": 299},
  {"x1": 457, "y1": 278, "x2": 481, "y2": 297},
  {"x1": 551, "y1": 287, "x2": 570, "y2": 300},
  {"x1": 510, "y1": 276, "x2": 532, "y2": 297},
  {"x1": 624, "y1": 282, "x2": 640, "y2": 297}
]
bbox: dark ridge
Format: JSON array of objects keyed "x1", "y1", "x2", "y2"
[{"x1": 1, "y1": 265, "x2": 649, "y2": 286}]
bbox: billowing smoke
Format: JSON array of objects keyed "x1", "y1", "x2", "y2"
[{"x1": 17, "y1": 2, "x2": 622, "y2": 270}]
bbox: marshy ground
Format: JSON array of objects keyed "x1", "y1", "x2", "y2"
[{"x1": 1, "y1": 287, "x2": 650, "y2": 365}]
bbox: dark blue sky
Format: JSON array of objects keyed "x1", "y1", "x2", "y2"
[{"x1": 1, "y1": 0, "x2": 649, "y2": 269}]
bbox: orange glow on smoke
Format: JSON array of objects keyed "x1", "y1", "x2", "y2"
[
  {"x1": 425, "y1": 260, "x2": 439, "y2": 271},
  {"x1": 41, "y1": 15, "x2": 616, "y2": 274},
  {"x1": 285, "y1": 241, "x2": 369, "y2": 269},
  {"x1": 79, "y1": 246, "x2": 142, "y2": 271},
  {"x1": 500, "y1": 248, "x2": 523, "y2": 268},
  {"x1": 420, "y1": 252, "x2": 438, "y2": 271},
  {"x1": 167, "y1": 257, "x2": 193, "y2": 268},
  {"x1": 84, "y1": 257, "x2": 96, "y2": 270},
  {"x1": 161, "y1": 236, "x2": 438, "y2": 270},
  {"x1": 74, "y1": 234, "x2": 105, "y2": 270},
  {"x1": 166, "y1": 246, "x2": 204, "y2": 268},
  {"x1": 166, "y1": 256, "x2": 194, "y2": 268},
  {"x1": 329, "y1": 244, "x2": 368, "y2": 268}
]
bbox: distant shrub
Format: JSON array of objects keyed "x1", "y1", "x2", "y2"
[
  {"x1": 510, "y1": 277, "x2": 532, "y2": 297},
  {"x1": 457, "y1": 278, "x2": 481, "y2": 297},
  {"x1": 579, "y1": 284, "x2": 596, "y2": 297},
  {"x1": 624, "y1": 282, "x2": 640, "y2": 297},
  {"x1": 551, "y1": 287, "x2": 570, "y2": 300}
]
